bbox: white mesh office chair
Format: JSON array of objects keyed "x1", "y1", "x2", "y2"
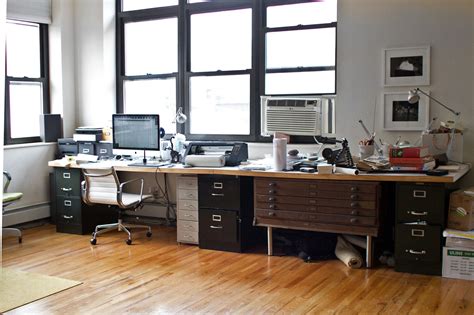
[
  {"x1": 3, "y1": 171, "x2": 24, "y2": 243},
  {"x1": 81, "y1": 167, "x2": 152, "y2": 245}
]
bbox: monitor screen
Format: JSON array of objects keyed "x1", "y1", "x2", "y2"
[{"x1": 112, "y1": 114, "x2": 160, "y2": 151}]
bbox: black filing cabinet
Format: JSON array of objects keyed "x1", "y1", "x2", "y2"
[
  {"x1": 54, "y1": 168, "x2": 115, "y2": 234},
  {"x1": 394, "y1": 182, "x2": 446, "y2": 275},
  {"x1": 198, "y1": 175, "x2": 254, "y2": 253}
]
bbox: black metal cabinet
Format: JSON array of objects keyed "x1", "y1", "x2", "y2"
[
  {"x1": 198, "y1": 175, "x2": 254, "y2": 253},
  {"x1": 54, "y1": 168, "x2": 115, "y2": 235},
  {"x1": 394, "y1": 182, "x2": 447, "y2": 275}
]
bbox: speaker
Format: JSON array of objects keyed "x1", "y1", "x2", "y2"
[{"x1": 40, "y1": 114, "x2": 63, "y2": 142}]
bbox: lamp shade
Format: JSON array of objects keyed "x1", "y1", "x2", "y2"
[{"x1": 408, "y1": 89, "x2": 420, "y2": 104}]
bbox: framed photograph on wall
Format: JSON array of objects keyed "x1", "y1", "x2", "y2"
[
  {"x1": 383, "y1": 46, "x2": 430, "y2": 86},
  {"x1": 382, "y1": 91, "x2": 429, "y2": 131}
]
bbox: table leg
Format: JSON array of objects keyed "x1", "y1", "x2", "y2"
[
  {"x1": 366, "y1": 235, "x2": 373, "y2": 268},
  {"x1": 267, "y1": 227, "x2": 273, "y2": 256}
]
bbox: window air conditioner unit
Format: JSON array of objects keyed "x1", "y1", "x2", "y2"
[{"x1": 261, "y1": 96, "x2": 335, "y2": 137}]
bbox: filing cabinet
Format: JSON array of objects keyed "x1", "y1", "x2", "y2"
[
  {"x1": 176, "y1": 175, "x2": 199, "y2": 244},
  {"x1": 198, "y1": 175, "x2": 254, "y2": 253},
  {"x1": 53, "y1": 168, "x2": 115, "y2": 234},
  {"x1": 394, "y1": 182, "x2": 447, "y2": 275}
]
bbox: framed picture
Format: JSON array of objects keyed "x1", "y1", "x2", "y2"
[
  {"x1": 382, "y1": 91, "x2": 429, "y2": 131},
  {"x1": 383, "y1": 46, "x2": 430, "y2": 86}
]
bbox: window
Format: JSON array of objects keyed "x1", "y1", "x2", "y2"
[
  {"x1": 5, "y1": 20, "x2": 50, "y2": 145},
  {"x1": 116, "y1": 0, "x2": 337, "y2": 141}
]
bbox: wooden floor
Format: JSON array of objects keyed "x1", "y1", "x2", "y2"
[{"x1": 2, "y1": 224, "x2": 474, "y2": 314}]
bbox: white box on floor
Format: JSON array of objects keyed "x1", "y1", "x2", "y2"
[{"x1": 442, "y1": 247, "x2": 474, "y2": 280}]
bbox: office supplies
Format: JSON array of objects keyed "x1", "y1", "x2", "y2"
[
  {"x1": 317, "y1": 163, "x2": 333, "y2": 174},
  {"x1": 335, "y1": 167, "x2": 359, "y2": 175},
  {"x1": 78, "y1": 142, "x2": 95, "y2": 155},
  {"x1": 184, "y1": 142, "x2": 248, "y2": 166},
  {"x1": 73, "y1": 127, "x2": 103, "y2": 142},
  {"x1": 300, "y1": 167, "x2": 316, "y2": 173},
  {"x1": 358, "y1": 119, "x2": 383, "y2": 155},
  {"x1": 113, "y1": 114, "x2": 160, "y2": 166},
  {"x1": 184, "y1": 155, "x2": 226, "y2": 167},
  {"x1": 57, "y1": 138, "x2": 78, "y2": 158},
  {"x1": 273, "y1": 138, "x2": 287, "y2": 171}
]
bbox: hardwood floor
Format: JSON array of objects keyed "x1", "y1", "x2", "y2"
[{"x1": 2, "y1": 223, "x2": 474, "y2": 314}]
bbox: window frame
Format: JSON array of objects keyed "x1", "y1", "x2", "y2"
[
  {"x1": 4, "y1": 21, "x2": 50, "y2": 145},
  {"x1": 116, "y1": 0, "x2": 337, "y2": 142}
]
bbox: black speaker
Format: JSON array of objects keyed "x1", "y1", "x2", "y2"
[{"x1": 40, "y1": 114, "x2": 63, "y2": 142}]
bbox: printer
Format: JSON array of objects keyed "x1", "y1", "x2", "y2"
[{"x1": 183, "y1": 142, "x2": 248, "y2": 167}]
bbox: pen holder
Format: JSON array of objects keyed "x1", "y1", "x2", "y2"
[{"x1": 358, "y1": 144, "x2": 374, "y2": 160}]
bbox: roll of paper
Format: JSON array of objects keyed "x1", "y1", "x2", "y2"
[
  {"x1": 184, "y1": 155, "x2": 226, "y2": 167},
  {"x1": 335, "y1": 167, "x2": 359, "y2": 175},
  {"x1": 343, "y1": 234, "x2": 367, "y2": 249},
  {"x1": 335, "y1": 236, "x2": 363, "y2": 269},
  {"x1": 273, "y1": 138, "x2": 287, "y2": 171}
]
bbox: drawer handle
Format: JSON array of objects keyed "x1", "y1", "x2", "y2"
[
  {"x1": 411, "y1": 229, "x2": 425, "y2": 237},
  {"x1": 61, "y1": 187, "x2": 72, "y2": 192},
  {"x1": 213, "y1": 182, "x2": 223, "y2": 189},
  {"x1": 269, "y1": 204, "x2": 276, "y2": 209},
  {"x1": 350, "y1": 218, "x2": 358, "y2": 224},
  {"x1": 184, "y1": 225, "x2": 192, "y2": 228},
  {"x1": 408, "y1": 211, "x2": 428, "y2": 216},
  {"x1": 351, "y1": 210, "x2": 359, "y2": 215},
  {"x1": 268, "y1": 212, "x2": 275, "y2": 216},
  {"x1": 184, "y1": 214, "x2": 194, "y2": 217},
  {"x1": 211, "y1": 193, "x2": 225, "y2": 197},
  {"x1": 350, "y1": 194, "x2": 359, "y2": 200},
  {"x1": 64, "y1": 200, "x2": 72, "y2": 207},
  {"x1": 268, "y1": 197, "x2": 275, "y2": 202},
  {"x1": 350, "y1": 187, "x2": 359, "y2": 192},
  {"x1": 99, "y1": 149, "x2": 107, "y2": 154},
  {"x1": 83, "y1": 148, "x2": 90, "y2": 153},
  {"x1": 212, "y1": 215, "x2": 221, "y2": 222},
  {"x1": 350, "y1": 202, "x2": 359, "y2": 208},
  {"x1": 63, "y1": 172, "x2": 71, "y2": 179},
  {"x1": 413, "y1": 190, "x2": 426, "y2": 198},
  {"x1": 268, "y1": 190, "x2": 276, "y2": 194},
  {"x1": 63, "y1": 215, "x2": 73, "y2": 219},
  {"x1": 268, "y1": 182, "x2": 276, "y2": 187},
  {"x1": 407, "y1": 249, "x2": 426, "y2": 255},
  {"x1": 210, "y1": 225, "x2": 223, "y2": 229}
]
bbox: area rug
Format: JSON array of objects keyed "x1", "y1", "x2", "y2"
[{"x1": 0, "y1": 268, "x2": 82, "y2": 313}]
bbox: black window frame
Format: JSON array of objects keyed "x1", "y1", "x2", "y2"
[
  {"x1": 4, "y1": 20, "x2": 50, "y2": 145},
  {"x1": 116, "y1": 0, "x2": 337, "y2": 142}
]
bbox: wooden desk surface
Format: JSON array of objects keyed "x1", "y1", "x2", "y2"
[{"x1": 48, "y1": 160, "x2": 470, "y2": 183}]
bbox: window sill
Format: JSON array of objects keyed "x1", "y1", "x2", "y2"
[{"x1": 4, "y1": 142, "x2": 57, "y2": 150}]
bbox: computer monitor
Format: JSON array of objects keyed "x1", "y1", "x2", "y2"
[{"x1": 112, "y1": 114, "x2": 160, "y2": 165}]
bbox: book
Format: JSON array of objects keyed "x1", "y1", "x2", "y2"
[
  {"x1": 389, "y1": 156, "x2": 434, "y2": 165},
  {"x1": 73, "y1": 133, "x2": 101, "y2": 142},
  {"x1": 390, "y1": 146, "x2": 430, "y2": 158}
]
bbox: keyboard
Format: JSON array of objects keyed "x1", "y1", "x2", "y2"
[{"x1": 128, "y1": 161, "x2": 171, "y2": 168}]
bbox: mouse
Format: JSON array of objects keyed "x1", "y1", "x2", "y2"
[{"x1": 115, "y1": 155, "x2": 122, "y2": 160}]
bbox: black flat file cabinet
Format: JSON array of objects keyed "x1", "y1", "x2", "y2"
[
  {"x1": 54, "y1": 168, "x2": 115, "y2": 234},
  {"x1": 394, "y1": 182, "x2": 447, "y2": 275},
  {"x1": 198, "y1": 175, "x2": 254, "y2": 253}
]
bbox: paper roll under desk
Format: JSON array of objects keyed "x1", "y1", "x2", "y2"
[
  {"x1": 335, "y1": 236, "x2": 363, "y2": 269},
  {"x1": 184, "y1": 155, "x2": 226, "y2": 167}
]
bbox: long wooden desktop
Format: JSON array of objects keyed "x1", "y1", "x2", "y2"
[{"x1": 48, "y1": 159, "x2": 470, "y2": 270}]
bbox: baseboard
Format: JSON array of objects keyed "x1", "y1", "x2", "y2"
[{"x1": 3, "y1": 203, "x2": 51, "y2": 227}]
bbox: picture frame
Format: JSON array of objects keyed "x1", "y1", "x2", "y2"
[
  {"x1": 383, "y1": 46, "x2": 430, "y2": 86},
  {"x1": 382, "y1": 91, "x2": 430, "y2": 131}
]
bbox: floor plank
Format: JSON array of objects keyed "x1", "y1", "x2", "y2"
[{"x1": 2, "y1": 224, "x2": 474, "y2": 314}]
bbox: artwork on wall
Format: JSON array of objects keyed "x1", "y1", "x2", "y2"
[
  {"x1": 382, "y1": 91, "x2": 429, "y2": 131},
  {"x1": 383, "y1": 46, "x2": 430, "y2": 86}
]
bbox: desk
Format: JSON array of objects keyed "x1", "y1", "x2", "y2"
[{"x1": 48, "y1": 160, "x2": 470, "y2": 269}]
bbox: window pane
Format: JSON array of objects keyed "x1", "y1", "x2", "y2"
[
  {"x1": 265, "y1": 71, "x2": 335, "y2": 95},
  {"x1": 124, "y1": 78, "x2": 176, "y2": 134},
  {"x1": 6, "y1": 21, "x2": 40, "y2": 78},
  {"x1": 122, "y1": 0, "x2": 177, "y2": 11},
  {"x1": 190, "y1": 75, "x2": 250, "y2": 135},
  {"x1": 191, "y1": 9, "x2": 251, "y2": 72},
  {"x1": 266, "y1": 28, "x2": 336, "y2": 69},
  {"x1": 9, "y1": 82, "x2": 42, "y2": 138},
  {"x1": 125, "y1": 18, "x2": 177, "y2": 76},
  {"x1": 267, "y1": 1, "x2": 337, "y2": 27}
]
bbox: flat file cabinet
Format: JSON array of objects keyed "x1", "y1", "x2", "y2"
[
  {"x1": 176, "y1": 175, "x2": 199, "y2": 244},
  {"x1": 54, "y1": 168, "x2": 116, "y2": 234}
]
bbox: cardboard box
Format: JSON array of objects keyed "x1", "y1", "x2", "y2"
[
  {"x1": 448, "y1": 188, "x2": 474, "y2": 231},
  {"x1": 442, "y1": 247, "x2": 474, "y2": 280}
]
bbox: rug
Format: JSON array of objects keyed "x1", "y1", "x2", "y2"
[{"x1": 0, "y1": 268, "x2": 82, "y2": 313}]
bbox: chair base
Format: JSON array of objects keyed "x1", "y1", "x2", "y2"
[
  {"x1": 2, "y1": 227, "x2": 22, "y2": 243},
  {"x1": 91, "y1": 219, "x2": 152, "y2": 245}
]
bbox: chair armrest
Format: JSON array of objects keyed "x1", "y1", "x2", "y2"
[
  {"x1": 81, "y1": 180, "x2": 93, "y2": 206},
  {"x1": 118, "y1": 178, "x2": 144, "y2": 205}
]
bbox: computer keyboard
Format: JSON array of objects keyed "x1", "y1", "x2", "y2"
[{"x1": 128, "y1": 161, "x2": 171, "y2": 167}]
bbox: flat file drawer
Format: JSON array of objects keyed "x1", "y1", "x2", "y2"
[
  {"x1": 395, "y1": 224, "x2": 441, "y2": 263},
  {"x1": 178, "y1": 189, "x2": 198, "y2": 201},
  {"x1": 55, "y1": 168, "x2": 81, "y2": 197},
  {"x1": 199, "y1": 175, "x2": 241, "y2": 210},
  {"x1": 178, "y1": 210, "x2": 199, "y2": 221},
  {"x1": 396, "y1": 183, "x2": 445, "y2": 224},
  {"x1": 56, "y1": 196, "x2": 82, "y2": 225},
  {"x1": 177, "y1": 176, "x2": 198, "y2": 190},
  {"x1": 177, "y1": 199, "x2": 198, "y2": 211}
]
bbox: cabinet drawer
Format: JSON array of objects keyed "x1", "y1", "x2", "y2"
[
  {"x1": 199, "y1": 176, "x2": 240, "y2": 210},
  {"x1": 178, "y1": 189, "x2": 198, "y2": 201},
  {"x1": 177, "y1": 199, "x2": 198, "y2": 211},
  {"x1": 395, "y1": 224, "x2": 441, "y2": 263},
  {"x1": 256, "y1": 209, "x2": 317, "y2": 222},
  {"x1": 178, "y1": 210, "x2": 199, "y2": 221},
  {"x1": 256, "y1": 194, "x2": 314, "y2": 205},
  {"x1": 55, "y1": 168, "x2": 81, "y2": 197},
  {"x1": 177, "y1": 230, "x2": 199, "y2": 244},
  {"x1": 177, "y1": 220, "x2": 199, "y2": 232},
  {"x1": 317, "y1": 199, "x2": 376, "y2": 210},
  {"x1": 396, "y1": 183, "x2": 445, "y2": 223},
  {"x1": 56, "y1": 197, "x2": 82, "y2": 225},
  {"x1": 256, "y1": 202, "x2": 318, "y2": 212},
  {"x1": 177, "y1": 176, "x2": 198, "y2": 190},
  {"x1": 316, "y1": 206, "x2": 376, "y2": 217},
  {"x1": 199, "y1": 209, "x2": 238, "y2": 243},
  {"x1": 316, "y1": 182, "x2": 378, "y2": 194},
  {"x1": 315, "y1": 213, "x2": 376, "y2": 227},
  {"x1": 255, "y1": 179, "x2": 313, "y2": 197}
]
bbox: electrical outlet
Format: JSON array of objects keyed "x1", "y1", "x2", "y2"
[{"x1": 152, "y1": 186, "x2": 160, "y2": 199}]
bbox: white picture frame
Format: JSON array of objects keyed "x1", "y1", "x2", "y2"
[
  {"x1": 382, "y1": 91, "x2": 430, "y2": 131},
  {"x1": 383, "y1": 46, "x2": 430, "y2": 86}
]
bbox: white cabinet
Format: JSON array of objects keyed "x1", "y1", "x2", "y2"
[{"x1": 176, "y1": 175, "x2": 198, "y2": 244}]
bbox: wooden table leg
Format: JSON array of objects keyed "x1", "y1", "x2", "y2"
[
  {"x1": 267, "y1": 227, "x2": 273, "y2": 256},
  {"x1": 366, "y1": 235, "x2": 373, "y2": 268}
]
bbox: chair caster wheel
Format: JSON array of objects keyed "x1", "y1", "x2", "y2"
[
  {"x1": 146, "y1": 231, "x2": 152, "y2": 238},
  {"x1": 90, "y1": 238, "x2": 97, "y2": 245},
  {"x1": 19, "y1": 237, "x2": 22, "y2": 244},
  {"x1": 126, "y1": 239, "x2": 132, "y2": 245}
]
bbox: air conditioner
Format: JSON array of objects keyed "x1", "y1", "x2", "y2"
[{"x1": 261, "y1": 96, "x2": 335, "y2": 137}]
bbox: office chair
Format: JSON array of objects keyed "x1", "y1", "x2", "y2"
[
  {"x1": 81, "y1": 167, "x2": 153, "y2": 245},
  {"x1": 2, "y1": 171, "x2": 24, "y2": 243}
]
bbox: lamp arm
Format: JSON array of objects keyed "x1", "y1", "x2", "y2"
[{"x1": 415, "y1": 88, "x2": 460, "y2": 116}]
